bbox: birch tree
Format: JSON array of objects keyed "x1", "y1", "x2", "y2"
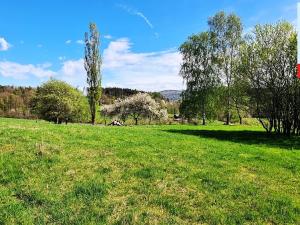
[{"x1": 208, "y1": 11, "x2": 242, "y2": 125}]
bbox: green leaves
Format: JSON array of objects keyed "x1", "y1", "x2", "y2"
[
  {"x1": 30, "y1": 80, "x2": 89, "y2": 123},
  {"x1": 84, "y1": 23, "x2": 102, "y2": 124}
]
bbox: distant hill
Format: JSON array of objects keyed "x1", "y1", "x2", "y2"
[{"x1": 159, "y1": 90, "x2": 182, "y2": 101}]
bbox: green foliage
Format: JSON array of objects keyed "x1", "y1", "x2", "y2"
[
  {"x1": 0, "y1": 86, "x2": 35, "y2": 118},
  {"x1": 240, "y1": 21, "x2": 300, "y2": 134},
  {"x1": 180, "y1": 11, "x2": 243, "y2": 125},
  {"x1": 30, "y1": 80, "x2": 89, "y2": 123},
  {"x1": 179, "y1": 31, "x2": 219, "y2": 125},
  {"x1": 165, "y1": 101, "x2": 180, "y2": 115},
  {"x1": 0, "y1": 86, "x2": 149, "y2": 120},
  {"x1": 180, "y1": 12, "x2": 299, "y2": 134},
  {"x1": 84, "y1": 23, "x2": 102, "y2": 124},
  {"x1": 208, "y1": 11, "x2": 243, "y2": 125},
  {"x1": 0, "y1": 117, "x2": 299, "y2": 224}
]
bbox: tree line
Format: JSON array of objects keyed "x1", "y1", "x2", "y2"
[
  {"x1": 0, "y1": 83, "x2": 171, "y2": 123},
  {"x1": 179, "y1": 11, "x2": 300, "y2": 135},
  {"x1": 0, "y1": 86, "x2": 35, "y2": 119},
  {"x1": 0, "y1": 85, "x2": 157, "y2": 120}
]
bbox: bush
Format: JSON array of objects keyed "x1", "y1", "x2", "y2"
[{"x1": 30, "y1": 80, "x2": 89, "y2": 123}]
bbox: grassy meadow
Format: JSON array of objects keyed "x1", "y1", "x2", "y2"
[{"x1": 0, "y1": 117, "x2": 299, "y2": 224}]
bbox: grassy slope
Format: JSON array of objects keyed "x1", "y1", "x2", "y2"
[{"x1": 0, "y1": 118, "x2": 299, "y2": 224}]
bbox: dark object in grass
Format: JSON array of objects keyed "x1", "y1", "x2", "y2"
[{"x1": 109, "y1": 120, "x2": 123, "y2": 126}]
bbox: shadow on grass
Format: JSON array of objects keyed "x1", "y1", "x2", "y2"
[{"x1": 165, "y1": 129, "x2": 300, "y2": 150}]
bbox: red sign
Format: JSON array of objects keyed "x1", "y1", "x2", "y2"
[{"x1": 298, "y1": 64, "x2": 300, "y2": 78}]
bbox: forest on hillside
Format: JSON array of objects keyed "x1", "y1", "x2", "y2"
[{"x1": 0, "y1": 85, "x2": 176, "y2": 120}]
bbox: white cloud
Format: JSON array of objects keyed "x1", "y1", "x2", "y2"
[
  {"x1": 0, "y1": 61, "x2": 56, "y2": 80},
  {"x1": 59, "y1": 58, "x2": 85, "y2": 84},
  {"x1": 102, "y1": 38, "x2": 142, "y2": 68},
  {"x1": 0, "y1": 37, "x2": 11, "y2": 51},
  {"x1": 135, "y1": 11, "x2": 153, "y2": 29},
  {"x1": 0, "y1": 38, "x2": 183, "y2": 91},
  {"x1": 56, "y1": 38, "x2": 182, "y2": 91},
  {"x1": 38, "y1": 62, "x2": 52, "y2": 69},
  {"x1": 103, "y1": 35, "x2": 113, "y2": 39},
  {"x1": 117, "y1": 4, "x2": 154, "y2": 29},
  {"x1": 76, "y1": 40, "x2": 84, "y2": 45},
  {"x1": 102, "y1": 38, "x2": 182, "y2": 91},
  {"x1": 65, "y1": 40, "x2": 72, "y2": 44}
]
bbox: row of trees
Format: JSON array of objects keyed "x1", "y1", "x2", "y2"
[
  {"x1": 29, "y1": 81, "x2": 168, "y2": 125},
  {"x1": 180, "y1": 12, "x2": 300, "y2": 135},
  {"x1": 0, "y1": 85, "x2": 155, "y2": 119},
  {"x1": 0, "y1": 86, "x2": 35, "y2": 118}
]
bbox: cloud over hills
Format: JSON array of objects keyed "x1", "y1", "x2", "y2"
[{"x1": 0, "y1": 38, "x2": 183, "y2": 91}]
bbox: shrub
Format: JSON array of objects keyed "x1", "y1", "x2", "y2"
[{"x1": 30, "y1": 80, "x2": 89, "y2": 123}]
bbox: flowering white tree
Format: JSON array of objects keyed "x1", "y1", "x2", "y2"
[
  {"x1": 101, "y1": 93, "x2": 168, "y2": 125},
  {"x1": 100, "y1": 104, "x2": 115, "y2": 125},
  {"x1": 156, "y1": 108, "x2": 168, "y2": 123}
]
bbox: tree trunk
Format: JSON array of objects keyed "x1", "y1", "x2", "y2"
[
  {"x1": 226, "y1": 114, "x2": 230, "y2": 125},
  {"x1": 235, "y1": 102, "x2": 242, "y2": 125},
  {"x1": 202, "y1": 112, "x2": 206, "y2": 125},
  {"x1": 91, "y1": 113, "x2": 95, "y2": 125},
  {"x1": 202, "y1": 101, "x2": 206, "y2": 126},
  {"x1": 225, "y1": 82, "x2": 231, "y2": 125},
  {"x1": 135, "y1": 118, "x2": 138, "y2": 125}
]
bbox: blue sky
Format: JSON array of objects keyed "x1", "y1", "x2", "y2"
[{"x1": 0, "y1": 0, "x2": 297, "y2": 91}]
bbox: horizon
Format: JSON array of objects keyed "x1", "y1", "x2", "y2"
[{"x1": 0, "y1": 0, "x2": 297, "y2": 92}]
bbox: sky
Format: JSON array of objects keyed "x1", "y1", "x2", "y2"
[{"x1": 0, "y1": 0, "x2": 298, "y2": 91}]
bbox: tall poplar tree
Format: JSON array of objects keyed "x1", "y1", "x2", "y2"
[{"x1": 84, "y1": 23, "x2": 102, "y2": 125}]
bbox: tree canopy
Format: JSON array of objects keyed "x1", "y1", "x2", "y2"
[
  {"x1": 30, "y1": 80, "x2": 89, "y2": 124},
  {"x1": 101, "y1": 93, "x2": 168, "y2": 125},
  {"x1": 180, "y1": 12, "x2": 299, "y2": 135},
  {"x1": 84, "y1": 23, "x2": 102, "y2": 125}
]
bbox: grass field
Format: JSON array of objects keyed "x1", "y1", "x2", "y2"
[{"x1": 0, "y1": 118, "x2": 299, "y2": 224}]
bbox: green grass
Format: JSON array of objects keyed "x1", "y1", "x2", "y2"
[{"x1": 0, "y1": 118, "x2": 299, "y2": 224}]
